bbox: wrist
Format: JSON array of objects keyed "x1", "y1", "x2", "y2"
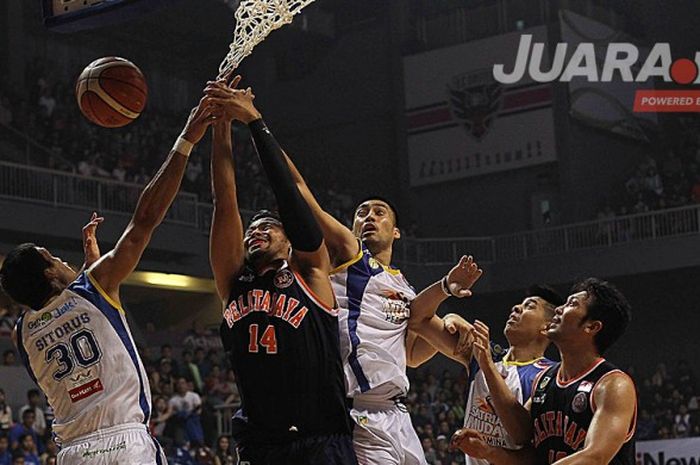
[
  {"x1": 173, "y1": 135, "x2": 194, "y2": 157},
  {"x1": 440, "y1": 276, "x2": 452, "y2": 297},
  {"x1": 244, "y1": 111, "x2": 264, "y2": 125}
]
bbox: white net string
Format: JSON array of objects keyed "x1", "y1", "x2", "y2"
[{"x1": 218, "y1": 0, "x2": 317, "y2": 79}]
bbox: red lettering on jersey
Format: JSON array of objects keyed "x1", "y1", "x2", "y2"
[
  {"x1": 252, "y1": 289, "x2": 264, "y2": 310},
  {"x1": 273, "y1": 294, "x2": 287, "y2": 318},
  {"x1": 283, "y1": 298, "x2": 300, "y2": 320},
  {"x1": 571, "y1": 429, "x2": 587, "y2": 450},
  {"x1": 564, "y1": 420, "x2": 577, "y2": 446},
  {"x1": 545, "y1": 411, "x2": 556, "y2": 436},
  {"x1": 288, "y1": 306, "x2": 309, "y2": 328},
  {"x1": 534, "y1": 417, "x2": 546, "y2": 447},
  {"x1": 260, "y1": 291, "x2": 272, "y2": 314},
  {"x1": 555, "y1": 411, "x2": 563, "y2": 437},
  {"x1": 247, "y1": 290, "x2": 254, "y2": 311},
  {"x1": 238, "y1": 296, "x2": 250, "y2": 317}
]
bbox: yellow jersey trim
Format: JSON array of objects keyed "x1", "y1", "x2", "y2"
[
  {"x1": 330, "y1": 248, "x2": 364, "y2": 275},
  {"x1": 86, "y1": 272, "x2": 126, "y2": 315},
  {"x1": 502, "y1": 356, "x2": 544, "y2": 367}
]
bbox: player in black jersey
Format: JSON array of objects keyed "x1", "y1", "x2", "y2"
[
  {"x1": 205, "y1": 76, "x2": 356, "y2": 465},
  {"x1": 452, "y1": 278, "x2": 636, "y2": 465}
]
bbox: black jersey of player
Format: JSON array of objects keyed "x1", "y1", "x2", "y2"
[
  {"x1": 530, "y1": 359, "x2": 636, "y2": 465},
  {"x1": 219, "y1": 262, "x2": 351, "y2": 443}
]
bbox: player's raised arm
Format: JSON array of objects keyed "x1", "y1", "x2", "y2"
[
  {"x1": 206, "y1": 82, "x2": 336, "y2": 306},
  {"x1": 281, "y1": 152, "x2": 359, "y2": 266},
  {"x1": 90, "y1": 96, "x2": 217, "y2": 302},
  {"x1": 208, "y1": 76, "x2": 246, "y2": 300},
  {"x1": 550, "y1": 374, "x2": 636, "y2": 465},
  {"x1": 472, "y1": 320, "x2": 534, "y2": 445},
  {"x1": 407, "y1": 255, "x2": 482, "y2": 365}
]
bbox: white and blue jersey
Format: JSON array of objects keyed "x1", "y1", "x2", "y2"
[
  {"x1": 15, "y1": 272, "x2": 152, "y2": 445},
  {"x1": 464, "y1": 343, "x2": 553, "y2": 465},
  {"x1": 331, "y1": 244, "x2": 416, "y2": 400}
]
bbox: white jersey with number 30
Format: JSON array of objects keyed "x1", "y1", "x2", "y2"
[{"x1": 15, "y1": 271, "x2": 151, "y2": 445}]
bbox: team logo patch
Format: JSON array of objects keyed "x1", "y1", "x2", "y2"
[
  {"x1": 539, "y1": 376, "x2": 552, "y2": 390},
  {"x1": 572, "y1": 392, "x2": 588, "y2": 413},
  {"x1": 577, "y1": 381, "x2": 594, "y2": 393},
  {"x1": 273, "y1": 270, "x2": 294, "y2": 289},
  {"x1": 368, "y1": 257, "x2": 381, "y2": 270},
  {"x1": 358, "y1": 415, "x2": 369, "y2": 426},
  {"x1": 238, "y1": 272, "x2": 255, "y2": 283},
  {"x1": 447, "y1": 70, "x2": 503, "y2": 141},
  {"x1": 69, "y1": 378, "x2": 104, "y2": 403},
  {"x1": 27, "y1": 297, "x2": 79, "y2": 333},
  {"x1": 381, "y1": 291, "x2": 411, "y2": 324},
  {"x1": 532, "y1": 393, "x2": 547, "y2": 404}
]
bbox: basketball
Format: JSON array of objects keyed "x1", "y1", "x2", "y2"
[{"x1": 75, "y1": 56, "x2": 147, "y2": 128}]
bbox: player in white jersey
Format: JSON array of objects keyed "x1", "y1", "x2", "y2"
[
  {"x1": 0, "y1": 94, "x2": 220, "y2": 465},
  {"x1": 277, "y1": 154, "x2": 482, "y2": 463},
  {"x1": 459, "y1": 285, "x2": 563, "y2": 465}
]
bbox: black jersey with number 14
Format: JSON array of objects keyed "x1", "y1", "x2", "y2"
[{"x1": 219, "y1": 263, "x2": 351, "y2": 443}]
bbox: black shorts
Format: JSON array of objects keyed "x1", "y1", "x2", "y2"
[{"x1": 237, "y1": 433, "x2": 357, "y2": 465}]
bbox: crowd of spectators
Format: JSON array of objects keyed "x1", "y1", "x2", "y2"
[
  {"x1": 598, "y1": 115, "x2": 700, "y2": 223},
  {"x1": 635, "y1": 360, "x2": 700, "y2": 441},
  {"x1": 0, "y1": 60, "x2": 357, "y2": 226}
]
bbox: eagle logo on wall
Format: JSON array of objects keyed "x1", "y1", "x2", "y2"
[{"x1": 448, "y1": 71, "x2": 503, "y2": 141}]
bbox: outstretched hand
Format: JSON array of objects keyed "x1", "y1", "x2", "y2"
[
  {"x1": 445, "y1": 255, "x2": 483, "y2": 298},
  {"x1": 181, "y1": 95, "x2": 221, "y2": 145},
  {"x1": 443, "y1": 313, "x2": 475, "y2": 356},
  {"x1": 204, "y1": 75, "x2": 260, "y2": 124},
  {"x1": 450, "y1": 428, "x2": 491, "y2": 457},
  {"x1": 82, "y1": 212, "x2": 104, "y2": 268},
  {"x1": 472, "y1": 320, "x2": 497, "y2": 373}
]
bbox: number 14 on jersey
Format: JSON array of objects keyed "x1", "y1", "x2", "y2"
[{"x1": 248, "y1": 324, "x2": 278, "y2": 354}]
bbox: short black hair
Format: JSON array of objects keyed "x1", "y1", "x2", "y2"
[
  {"x1": 0, "y1": 243, "x2": 52, "y2": 310},
  {"x1": 572, "y1": 278, "x2": 631, "y2": 354},
  {"x1": 27, "y1": 389, "x2": 40, "y2": 399},
  {"x1": 526, "y1": 284, "x2": 565, "y2": 308},
  {"x1": 248, "y1": 209, "x2": 281, "y2": 227},
  {"x1": 356, "y1": 196, "x2": 400, "y2": 227}
]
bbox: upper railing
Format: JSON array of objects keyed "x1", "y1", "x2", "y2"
[
  {"x1": 2, "y1": 161, "x2": 699, "y2": 264},
  {"x1": 394, "y1": 204, "x2": 700, "y2": 265},
  {"x1": 0, "y1": 121, "x2": 76, "y2": 170}
]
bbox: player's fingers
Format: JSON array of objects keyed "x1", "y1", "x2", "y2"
[
  {"x1": 229, "y1": 75, "x2": 242, "y2": 89},
  {"x1": 457, "y1": 289, "x2": 473, "y2": 298}
]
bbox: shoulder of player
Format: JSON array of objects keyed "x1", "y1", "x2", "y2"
[{"x1": 591, "y1": 370, "x2": 636, "y2": 410}]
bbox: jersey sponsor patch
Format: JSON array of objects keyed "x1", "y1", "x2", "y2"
[
  {"x1": 577, "y1": 381, "x2": 594, "y2": 393},
  {"x1": 539, "y1": 375, "x2": 552, "y2": 390},
  {"x1": 27, "y1": 297, "x2": 79, "y2": 335},
  {"x1": 381, "y1": 291, "x2": 411, "y2": 324},
  {"x1": 69, "y1": 378, "x2": 104, "y2": 402},
  {"x1": 571, "y1": 392, "x2": 588, "y2": 413},
  {"x1": 274, "y1": 270, "x2": 294, "y2": 289}
]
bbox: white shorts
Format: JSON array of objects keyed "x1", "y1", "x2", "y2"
[
  {"x1": 350, "y1": 398, "x2": 427, "y2": 465},
  {"x1": 57, "y1": 423, "x2": 167, "y2": 465}
]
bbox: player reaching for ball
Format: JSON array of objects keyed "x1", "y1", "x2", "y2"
[
  {"x1": 207, "y1": 76, "x2": 356, "y2": 464},
  {"x1": 0, "y1": 93, "x2": 219, "y2": 465},
  {"x1": 205, "y1": 80, "x2": 482, "y2": 465}
]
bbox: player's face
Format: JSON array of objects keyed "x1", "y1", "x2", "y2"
[
  {"x1": 244, "y1": 219, "x2": 290, "y2": 263},
  {"x1": 504, "y1": 296, "x2": 551, "y2": 343},
  {"x1": 353, "y1": 201, "x2": 399, "y2": 250},
  {"x1": 546, "y1": 291, "x2": 596, "y2": 343},
  {"x1": 36, "y1": 247, "x2": 77, "y2": 288}
]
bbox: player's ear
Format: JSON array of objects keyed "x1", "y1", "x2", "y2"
[
  {"x1": 586, "y1": 320, "x2": 603, "y2": 335},
  {"x1": 393, "y1": 227, "x2": 401, "y2": 240}
]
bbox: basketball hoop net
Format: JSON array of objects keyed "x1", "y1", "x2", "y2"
[{"x1": 218, "y1": 0, "x2": 317, "y2": 79}]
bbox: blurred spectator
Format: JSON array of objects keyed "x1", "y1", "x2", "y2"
[
  {"x1": 0, "y1": 390, "x2": 12, "y2": 433},
  {"x1": 182, "y1": 351, "x2": 204, "y2": 393},
  {"x1": 169, "y1": 377, "x2": 204, "y2": 446},
  {"x1": 212, "y1": 435, "x2": 236, "y2": 465},
  {"x1": 8, "y1": 410, "x2": 43, "y2": 454},
  {"x1": 16, "y1": 435, "x2": 38, "y2": 465},
  {"x1": 160, "y1": 345, "x2": 181, "y2": 377},
  {"x1": 0, "y1": 434, "x2": 10, "y2": 465},
  {"x1": 2, "y1": 351, "x2": 16, "y2": 367},
  {"x1": 150, "y1": 396, "x2": 173, "y2": 442},
  {"x1": 17, "y1": 391, "x2": 45, "y2": 437}
]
